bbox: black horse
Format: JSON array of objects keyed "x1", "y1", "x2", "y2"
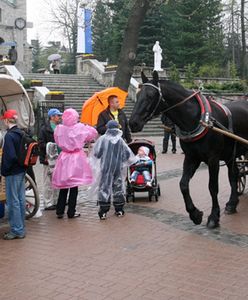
[{"x1": 129, "y1": 71, "x2": 248, "y2": 228}]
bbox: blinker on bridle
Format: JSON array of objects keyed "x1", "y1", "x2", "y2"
[{"x1": 142, "y1": 82, "x2": 200, "y2": 122}]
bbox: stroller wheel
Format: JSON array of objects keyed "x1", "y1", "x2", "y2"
[
  {"x1": 157, "y1": 184, "x2": 161, "y2": 197},
  {"x1": 155, "y1": 194, "x2": 158, "y2": 202}
]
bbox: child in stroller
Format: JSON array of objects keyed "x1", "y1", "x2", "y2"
[
  {"x1": 130, "y1": 146, "x2": 153, "y2": 187},
  {"x1": 127, "y1": 139, "x2": 160, "y2": 202}
]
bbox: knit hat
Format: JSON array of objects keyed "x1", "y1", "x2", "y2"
[
  {"x1": 106, "y1": 120, "x2": 119, "y2": 129},
  {"x1": 140, "y1": 146, "x2": 149, "y2": 156}
]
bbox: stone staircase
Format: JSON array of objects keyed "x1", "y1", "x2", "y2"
[{"x1": 23, "y1": 73, "x2": 163, "y2": 136}]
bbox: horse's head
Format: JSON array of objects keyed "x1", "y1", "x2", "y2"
[{"x1": 129, "y1": 71, "x2": 162, "y2": 132}]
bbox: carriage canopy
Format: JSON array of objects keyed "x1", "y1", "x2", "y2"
[{"x1": 0, "y1": 74, "x2": 35, "y2": 128}]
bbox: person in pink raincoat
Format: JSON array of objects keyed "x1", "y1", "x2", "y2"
[{"x1": 52, "y1": 108, "x2": 98, "y2": 219}]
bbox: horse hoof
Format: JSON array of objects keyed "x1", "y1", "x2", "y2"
[
  {"x1": 207, "y1": 219, "x2": 219, "y2": 229},
  {"x1": 225, "y1": 206, "x2": 237, "y2": 215},
  {"x1": 189, "y1": 209, "x2": 203, "y2": 225}
]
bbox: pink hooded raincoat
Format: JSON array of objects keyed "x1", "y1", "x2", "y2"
[{"x1": 52, "y1": 108, "x2": 98, "y2": 189}]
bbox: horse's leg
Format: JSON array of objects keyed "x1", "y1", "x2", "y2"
[
  {"x1": 207, "y1": 157, "x2": 220, "y2": 229},
  {"x1": 225, "y1": 160, "x2": 239, "y2": 214},
  {"x1": 179, "y1": 156, "x2": 203, "y2": 225}
]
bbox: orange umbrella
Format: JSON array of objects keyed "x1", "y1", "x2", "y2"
[{"x1": 80, "y1": 87, "x2": 128, "y2": 126}]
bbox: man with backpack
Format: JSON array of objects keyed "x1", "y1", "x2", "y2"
[
  {"x1": 1, "y1": 110, "x2": 26, "y2": 240},
  {"x1": 39, "y1": 108, "x2": 62, "y2": 210}
]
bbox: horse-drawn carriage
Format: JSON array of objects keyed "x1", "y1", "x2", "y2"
[
  {"x1": 0, "y1": 74, "x2": 39, "y2": 219},
  {"x1": 130, "y1": 71, "x2": 248, "y2": 229}
]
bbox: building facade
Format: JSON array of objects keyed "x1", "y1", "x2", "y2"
[{"x1": 0, "y1": 0, "x2": 32, "y2": 72}]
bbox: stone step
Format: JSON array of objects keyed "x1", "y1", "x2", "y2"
[
  {"x1": 24, "y1": 72, "x2": 163, "y2": 136},
  {"x1": 24, "y1": 73, "x2": 93, "y2": 78}
]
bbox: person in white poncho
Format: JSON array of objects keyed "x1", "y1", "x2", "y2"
[{"x1": 91, "y1": 120, "x2": 136, "y2": 220}]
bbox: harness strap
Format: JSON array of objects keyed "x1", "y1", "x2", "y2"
[
  {"x1": 210, "y1": 100, "x2": 233, "y2": 132},
  {"x1": 176, "y1": 93, "x2": 212, "y2": 142},
  {"x1": 163, "y1": 90, "x2": 200, "y2": 114},
  {"x1": 142, "y1": 83, "x2": 165, "y2": 122}
]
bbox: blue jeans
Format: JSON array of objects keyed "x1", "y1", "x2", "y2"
[
  {"x1": 5, "y1": 172, "x2": 26, "y2": 236},
  {"x1": 130, "y1": 170, "x2": 151, "y2": 182}
]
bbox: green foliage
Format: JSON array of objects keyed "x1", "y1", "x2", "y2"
[
  {"x1": 182, "y1": 82, "x2": 199, "y2": 89},
  {"x1": 136, "y1": 7, "x2": 163, "y2": 65},
  {"x1": 19, "y1": 79, "x2": 31, "y2": 89},
  {"x1": 169, "y1": 62, "x2": 180, "y2": 83},
  {"x1": 198, "y1": 64, "x2": 224, "y2": 77},
  {"x1": 138, "y1": 0, "x2": 224, "y2": 68},
  {"x1": 32, "y1": 38, "x2": 42, "y2": 72},
  {"x1": 91, "y1": 0, "x2": 226, "y2": 71},
  {"x1": 185, "y1": 63, "x2": 197, "y2": 83},
  {"x1": 92, "y1": 0, "x2": 130, "y2": 64},
  {"x1": 202, "y1": 81, "x2": 246, "y2": 92},
  {"x1": 92, "y1": 1, "x2": 112, "y2": 61},
  {"x1": 229, "y1": 61, "x2": 238, "y2": 79},
  {"x1": 221, "y1": 81, "x2": 246, "y2": 92}
]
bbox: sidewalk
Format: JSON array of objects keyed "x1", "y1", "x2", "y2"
[{"x1": 1, "y1": 136, "x2": 248, "y2": 300}]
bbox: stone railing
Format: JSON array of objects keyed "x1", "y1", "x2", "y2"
[
  {"x1": 76, "y1": 57, "x2": 242, "y2": 102},
  {"x1": 76, "y1": 57, "x2": 109, "y2": 84},
  {"x1": 76, "y1": 57, "x2": 140, "y2": 101}
]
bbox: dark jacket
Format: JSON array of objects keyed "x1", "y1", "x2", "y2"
[
  {"x1": 161, "y1": 113, "x2": 175, "y2": 129},
  {"x1": 8, "y1": 48, "x2": 17, "y2": 63},
  {"x1": 1, "y1": 126, "x2": 26, "y2": 176},
  {"x1": 96, "y1": 108, "x2": 132, "y2": 143},
  {"x1": 38, "y1": 122, "x2": 55, "y2": 165}
]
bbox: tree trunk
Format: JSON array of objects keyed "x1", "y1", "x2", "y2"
[
  {"x1": 240, "y1": 0, "x2": 247, "y2": 79},
  {"x1": 231, "y1": 0, "x2": 235, "y2": 64},
  {"x1": 114, "y1": 0, "x2": 150, "y2": 91}
]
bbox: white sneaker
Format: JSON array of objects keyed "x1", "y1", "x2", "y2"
[
  {"x1": 115, "y1": 210, "x2": 125, "y2": 217},
  {"x1": 146, "y1": 182, "x2": 152, "y2": 187}
]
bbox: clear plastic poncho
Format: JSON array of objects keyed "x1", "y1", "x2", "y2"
[{"x1": 89, "y1": 128, "x2": 137, "y2": 202}]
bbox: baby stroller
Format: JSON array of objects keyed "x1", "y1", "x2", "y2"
[{"x1": 126, "y1": 139, "x2": 161, "y2": 202}]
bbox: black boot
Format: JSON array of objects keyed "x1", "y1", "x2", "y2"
[
  {"x1": 162, "y1": 140, "x2": 168, "y2": 154},
  {"x1": 172, "y1": 137, "x2": 176, "y2": 154}
]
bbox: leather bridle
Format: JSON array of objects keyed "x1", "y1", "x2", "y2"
[{"x1": 142, "y1": 82, "x2": 200, "y2": 122}]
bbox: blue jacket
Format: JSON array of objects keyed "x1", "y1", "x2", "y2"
[{"x1": 1, "y1": 126, "x2": 26, "y2": 176}]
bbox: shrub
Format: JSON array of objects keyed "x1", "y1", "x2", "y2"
[
  {"x1": 185, "y1": 63, "x2": 197, "y2": 84},
  {"x1": 19, "y1": 79, "x2": 31, "y2": 89},
  {"x1": 168, "y1": 62, "x2": 180, "y2": 83},
  {"x1": 221, "y1": 81, "x2": 246, "y2": 92},
  {"x1": 198, "y1": 64, "x2": 223, "y2": 78}
]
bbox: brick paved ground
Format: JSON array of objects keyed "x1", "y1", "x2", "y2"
[{"x1": 1, "y1": 137, "x2": 248, "y2": 300}]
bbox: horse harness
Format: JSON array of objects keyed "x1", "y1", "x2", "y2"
[{"x1": 142, "y1": 82, "x2": 233, "y2": 142}]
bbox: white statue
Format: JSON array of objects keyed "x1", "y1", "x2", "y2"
[{"x1": 153, "y1": 41, "x2": 163, "y2": 71}]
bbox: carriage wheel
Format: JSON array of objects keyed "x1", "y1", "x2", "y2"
[
  {"x1": 25, "y1": 174, "x2": 40, "y2": 220},
  {"x1": 237, "y1": 158, "x2": 246, "y2": 195},
  {"x1": 237, "y1": 171, "x2": 246, "y2": 195}
]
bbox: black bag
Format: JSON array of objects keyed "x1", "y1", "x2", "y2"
[{"x1": 18, "y1": 131, "x2": 39, "y2": 167}]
